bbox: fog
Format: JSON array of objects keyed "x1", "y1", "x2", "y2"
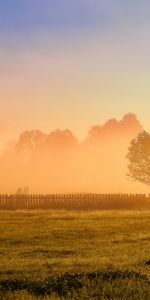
[{"x1": 0, "y1": 113, "x2": 145, "y2": 193}]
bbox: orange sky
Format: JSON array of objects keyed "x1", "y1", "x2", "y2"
[{"x1": 1, "y1": 1, "x2": 150, "y2": 193}]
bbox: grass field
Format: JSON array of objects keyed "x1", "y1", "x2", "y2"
[{"x1": 0, "y1": 210, "x2": 150, "y2": 299}]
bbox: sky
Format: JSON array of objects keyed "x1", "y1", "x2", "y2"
[{"x1": 0, "y1": 1, "x2": 150, "y2": 192}]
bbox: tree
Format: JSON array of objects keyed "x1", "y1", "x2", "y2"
[{"x1": 126, "y1": 131, "x2": 150, "y2": 185}]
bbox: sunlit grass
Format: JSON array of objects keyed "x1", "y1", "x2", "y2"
[{"x1": 0, "y1": 210, "x2": 150, "y2": 299}]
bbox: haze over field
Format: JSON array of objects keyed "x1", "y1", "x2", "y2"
[
  {"x1": 1, "y1": 3, "x2": 150, "y2": 300},
  {"x1": 0, "y1": 1, "x2": 150, "y2": 193},
  {"x1": 0, "y1": 113, "x2": 147, "y2": 193}
]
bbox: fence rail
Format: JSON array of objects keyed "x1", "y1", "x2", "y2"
[{"x1": 0, "y1": 194, "x2": 150, "y2": 210}]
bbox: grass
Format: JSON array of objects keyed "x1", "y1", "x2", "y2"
[{"x1": 0, "y1": 210, "x2": 150, "y2": 299}]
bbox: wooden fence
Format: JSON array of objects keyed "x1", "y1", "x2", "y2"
[{"x1": 0, "y1": 194, "x2": 150, "y2": 210}]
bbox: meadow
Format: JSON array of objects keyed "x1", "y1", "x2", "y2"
[{"x1": 0, "y1": 210, "x2": 150, "y2": 299}]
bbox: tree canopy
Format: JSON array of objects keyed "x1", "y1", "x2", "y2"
[{"x1": 126, "y1": 131, "x2": 150, "y2": 185}]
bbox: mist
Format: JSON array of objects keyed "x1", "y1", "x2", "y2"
[{"x1": 0, "y1": 113, "x2": 144, "y2": 193}]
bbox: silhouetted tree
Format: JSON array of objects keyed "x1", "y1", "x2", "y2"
[{"x1": 126, "y1": 131, "x2": 150, "y2": 185}]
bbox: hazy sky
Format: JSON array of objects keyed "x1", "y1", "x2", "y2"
[
  {"x1": 0, "y1": 0, "x2": 150, "y2": 142},
  {"x1": 0, "y1": 1, "x2": 150, "y2": 193}
]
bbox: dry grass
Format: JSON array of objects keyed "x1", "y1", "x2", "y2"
[{"x1": 0, "y1": 210, "x2": 150, "y2": 299}]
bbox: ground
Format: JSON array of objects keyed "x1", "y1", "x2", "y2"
[{"x1": 0, "y1": 210, "x2": 150, "y2": 299}]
